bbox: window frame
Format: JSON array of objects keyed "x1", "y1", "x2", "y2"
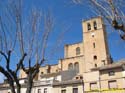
[
  {"x1": 74, "y1": 62, "x2": 79, "y2": 72},
  {"x1": 93, "y1": 55, "x2": 97, "y2": 60},
  {"x1": 61, "y1": 89, "x2": 66, "y2": 93},
  {"x1": 108, "y1": 71, "x2": 115, "y2": 76},
  {"x1": 95, "y1": 64, "x2": 97, "y2": 67},
  {"x1": 76, "y1": 47, "x2": 80, "y2": 55},
  {"x1": 73, "y1": 88, "x2": 78, "y2": 93},
  {"x1": 93, "y1": 42, "x2": 95, "y2": 48},
  {"x1": 90, "y1": 82, "x2": 97, "y2": 90},
  {"x1": 38, "y1": 89, "x2": 41, "y2": 93},
  {"x1": 87, "y1": 23, "x2": 91, "y2": 30},
  {"x1": 108, "y1": 80, "x2": 117, "y2": 89},
  {"x1": 44, "y1": 88, "x2": 47, "y2": 93},
  {"x1": 68, "y1": 63, "x2": 73, "y2": 70},
  {"x1": 93, "y1": 21, "x2": 97, "y2": 30},
  {"x1": 41, "y1": 72, "x2": 44, "y2": 74}
]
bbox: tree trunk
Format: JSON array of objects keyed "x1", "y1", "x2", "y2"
[
  {"x1": 16, "y1": 84, "x2": 21, "y2": 93},
  {"x1": 10, "y1": 86, "x2": 16, "y2": 93},
  {"x1": 9, "y1": 81, "x2": 16, "y2": 93},
  {"x1": 15, "y1": 78, "x2": 21, "y2": 93},
  {"x1": 26, "y1": 73, "x2": 33, "y2": 93}
]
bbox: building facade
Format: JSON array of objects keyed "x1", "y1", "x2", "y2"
[{"x1": 0, "y1": 17, "x2": 125, "y2": 93}]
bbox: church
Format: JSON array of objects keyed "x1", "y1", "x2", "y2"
[{"x1": 0, "y1": 17, "x2": 125, "y2": 93}]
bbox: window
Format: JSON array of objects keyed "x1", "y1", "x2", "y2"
[
  {"x1": 93, "y1": 21, "x2": 97, "y2": 30},
  {"x1": 108, "y1": 80, "x2": 117, "y2": 89},
  {"x1": 93, "y1": 43, "x2": 95, "y2": 48},
  {"x1": 80, "y1": 76, "x2": 83, "y2": 79},
  {"x1": 93, "y1": 55, "x2": 97, "y2": 60},
  {"x1": 38, "y1": 89, "x2": 41, "y2": 93},
  {"x1": 44, "y1": 88, "x2": 47, "y2": 93},
  {"x1": 76, "y1": 77, "x2": 79, "y2": 79},
  {"x1": 74, "y1": 62, "x2": 79, "y2": 72},
  {"x1": 90, "y1": 83, "x2": 97, "y2": 90},
  {"x1": 54, "y1": 76, "x2": 57, "y2": 80},
  {"x1": 95, "y1": 64, "x2": 97, "y2": 67},
  {"x1": 68, "y1": 63, "x2": 73, "y2": 70},
  {"x1": 87, "y1": 23, "x2": 91, "y2": 30},
  {"x1": 109, "y1": 71, "x2": 115, "y2": 76},
  {"x1": 61, "y1": 89, "x2": 66, "y2": 93},
  {"x1": 91, "y1": 33, "x2": 95, "y2": 37},
  {"x1": 92, "y1": 34, "x2": 94, "y2": 37},
  {"x1": 102, "y1": 60, "x2": 105, "y2": 65},
  {"x1": 76, "y1": 47, "x2": 80, "y2": 55},
  {"x1": 47, "y1": 69, "x2": 50, "y2": 73},
  {"x1": 73, "y1": 88, "x2": 78, "y2": 93},
  {"x1": 122, "y1": 64, "x2": 125, "y2": 71}
]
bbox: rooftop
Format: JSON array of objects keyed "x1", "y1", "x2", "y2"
[{"x1": 91, "y1": 60, "x2": 125, "y2": 71}]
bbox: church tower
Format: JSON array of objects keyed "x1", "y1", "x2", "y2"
[{"x1": 82, "y1": 17, "x2": 111, "y2": 72}]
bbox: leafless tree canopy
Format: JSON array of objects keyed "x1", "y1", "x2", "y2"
[
  {"x1": 72, "y1": 0, "x2": 125, "y2": 40},
  {"x1": 0, "y1": 0, "x2": 54, "y2": 93}
]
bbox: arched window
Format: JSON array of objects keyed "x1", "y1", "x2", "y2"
[
  {"x1": 93, "y1": 21, "x2": 97, "y2": 30},
  {"x1": 76, "y1": 47, "x2": 80, "y2": 55},
  {"x1": 93, "y1": 55, "x2": 97, "y2": 60},
  {"x1": 68, "y1": 63, "x2": 73, "y2": 70},
  {"x1": 87, "y1": 23, "x2": 91, "y2": 30},
  {"x1": 74, "y1": 62, "x2": 79, "y2": 72}
]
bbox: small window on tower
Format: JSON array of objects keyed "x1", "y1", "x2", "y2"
[
  {"x1": 93, "y1": 43, "x2": 95, "y2": 48},
  {"x1": 92, "y1": 35, "x2": 94, "y2": 37},
  {"x1": 94, "y1": 55, "x2": 97, "y2": 60},
  {"x1": 87, "y1": 23, "x2": 91, "y2": 30},
  {"x1": 91, "y1": 33, "x2": 95, "y2": 37},
  {"x1": 95, "y1": 64, "x2": 97, "y2": 67},
  {"x1": 93, "y1": 21, "x2": 97, "y2": 30}
]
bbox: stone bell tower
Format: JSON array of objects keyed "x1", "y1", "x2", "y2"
[{"x1": 82, "y1": 17, "x2": 111, "y2": 72}]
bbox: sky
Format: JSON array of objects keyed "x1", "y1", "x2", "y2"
[
  {"x1": 22, "y1": 0, "x2": 125, "y2": 61},
  {"x1": 0, "y1": 0, "x2": 125, "y2": 82}
]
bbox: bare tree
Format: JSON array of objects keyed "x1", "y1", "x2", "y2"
[
  {"x1": 21, "y1": 11, "x2": 53, "y2": 93},
  {"x1": 0, "y1": 0, "x2": 53, "y2": 93},
  {"x1": 72, "y1": 0, "x2": 125, "y2": 40}
]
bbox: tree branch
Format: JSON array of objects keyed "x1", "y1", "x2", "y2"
[
  {"x1": 0, "y1": 51, "x2": 8, "y2": 60},
  {"x1": 16, "y1": 53, "x2": 27, "y2": 73}
]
